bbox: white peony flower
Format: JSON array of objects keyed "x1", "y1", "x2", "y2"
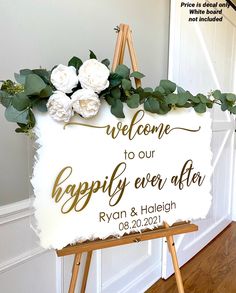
[
  {"x1": 47, "y1": 91, "x2": 73, "y2": 122},
  {"x1": 71, "y1": 89, "x2": 101, "y2": 118},
  {"x1": 51, "y1": 64, "x2": 78, "y2": 93},
  {"x1": 78, "y1": 59, "x2": 109, "y2": 94}
]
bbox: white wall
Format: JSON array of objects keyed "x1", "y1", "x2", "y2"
[{"x1": 0, "y1": 1, "x2": 170, "y2": 292}]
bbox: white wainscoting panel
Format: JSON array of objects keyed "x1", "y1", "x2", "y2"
[{"x1": 0, "y1": 200, "x2": 57, "y2": 293}]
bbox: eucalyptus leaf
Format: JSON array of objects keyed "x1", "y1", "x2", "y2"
[
  {"x1": 0, "y1": 91, "x2": 12, "y2": 107},
  {"x1": 5, "y1": 105, "x2": 29, "y2": 124},
  {"x1": 166, "y1": 93, "x2": 178, "y2": 105},
  {"x1": 12, "y1": 93, "x2": 30, "y2": 111},
  {"x1": 111, "y1": 87, "x2": 121, "y2": 99},
  {"x1": 226, "y1": 93, "x2": 236, "y2": 102},
  {"x1": 155, "y1": 86, "x2": 165, "y2": 95},
  {"x1": 212, "y1": 90, "x2": 221, "y2": 100},
  {"x1": 15, "y1": 127, "x2": 28, "y2": 133},
  {"x1": 190, "y1": 95, "x2": 200, "y2": 103},
  {"x1": 20, "y1": 69, "x2": 33, "y2": 76},
  {"x1": 14, "y1": 73, "x2": 26, "y2": 85},
  {"x1": 25, "y1": 74, "x2": 46, "y2": 96},
  {"x1": 230, "y1": 105, "x2": 236, "y2": 114},
  {"x1": 177, "y1": 92, "x2": 190, "y2": 106},
  {"x1": 111, "y1": 99, "x2": 125, "y2": 118},
  {"x1": 115, "y1": 64, "x2": 130, "y2": 79},
  {"x1": 197, "y1": 94, "x2": 208, "y2": 104},
  {"x1": 35, "y1": 99, "x2": 48, "y2": 112},
  {"x1": 206, "y1": 101, "x2": 213, "y2": 108},
  {"x1": 144, "y1": 97, "x2": 160, "y2": 113},
  {"x1": 32, "y1": 69, "x2": 50, "y2": 83},
  {"x1": 127, "y1": 94, "x2": 140, "y2": 108},
  {"x1": 152, "y1": 91, "x2": 163, "y2": 99},
  {"x1": 105, "y1": 96, "x2": 115, "y2": 106},
  {"x1": 40, "y1": 85, "x2": 53, "y2": 98},
  {"x1": 221, "y1": 102, "x2": 228, "y2": 111},
  {"x1": 194, "y1": 103, "x2": 206, "y2": 113},
  {"x1": 122, "y1": 79, "x2": 131, "y2": 91},
  {"x1": 109, "y1": 73, "x2": 123, "y2": 87},
  {"x1": 159, "y1": 102, "x2": 171, "y2": 115},
  {"x1": 130, "y1": 71, "x2": 145, "y2": 79},
  {"x1": 28, "y1": 109, "x2": 36, "y2": 128},
  {"x1": 177, "y1": 86, "x2": 186, "y2": 94},
  {"x1": 160, "y1": 80, "x2": 176, "y2": 94}
]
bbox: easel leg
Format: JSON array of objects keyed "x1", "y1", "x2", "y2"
[
  {"x1": 69, "y1": 253, "x2": 82, "y2": 293},
  {"x1": 81, "y1": 251, "x2": 93, "y2": 293},
  {"x1": 164, "y1": 223, "x2": 185, "y2": 293}
]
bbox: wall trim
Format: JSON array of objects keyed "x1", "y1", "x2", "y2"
[
  {"x1": 0, "y1": 246, "x2": 46, "y2": 274},
  {"x1": 102, "y1": 253, "x2": 150, "y2": 291},
  {"x1": 0, "y1": 198, "x2": 34, "y2": 225},
  {"x1": 119, "y1": 262, "x2": 161, "y2": 293},
  {"x1": 56, "y1": 256, "x2": 63, "y2": 293}
]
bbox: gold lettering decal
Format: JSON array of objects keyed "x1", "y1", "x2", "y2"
[
  {"x1": 64, "y1": 110, "x2": 201, "y2": 140},
  {"x1": 52, "y1": 162, "x2": 130, "y2": 214}
]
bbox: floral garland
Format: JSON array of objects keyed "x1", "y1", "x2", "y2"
[{"x1": 0, "y1": 51, "x2": 236, "y2": 135}]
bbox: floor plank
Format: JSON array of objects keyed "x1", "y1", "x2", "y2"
[{"x1": 146, "y1": 222, "x2": 236, "y2": 293}]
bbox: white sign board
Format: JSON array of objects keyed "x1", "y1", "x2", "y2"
[{"x1": 32, "y1": 102, "x2": 212, "y2": 249}]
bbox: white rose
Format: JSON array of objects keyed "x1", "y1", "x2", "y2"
[
  {"x1": 47, "y1": 91, "x2": 73, "y2": 122},
  {"x1": 78, "y1": 59, "x2": 110, "y2": 94},
  {"x1": 71, "y1": 89, "x2": 101, "y2": 118},
  {"x1": 51, "y1": 64, "x2": 78, "y2": 93}
]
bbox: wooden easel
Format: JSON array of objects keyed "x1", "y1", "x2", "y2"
[{"x1": 56, "y1": 24, "x2": 198, "y2": 293}]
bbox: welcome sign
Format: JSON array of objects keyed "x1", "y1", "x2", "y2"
[{"x1": 32, "y1": 102, "x2": 212, "y2": 250}]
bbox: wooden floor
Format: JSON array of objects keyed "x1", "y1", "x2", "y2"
[{"x1": 146, "y1": 222, "x2": 236, "y2": 293}]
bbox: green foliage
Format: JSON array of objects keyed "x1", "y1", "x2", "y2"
[
  {"x1": 166, "y1": 93, "x2": 178, "y2": 105},
  {"x1": 177, "y1": 86, "x2": 186, "y2": 94},
  {"x1": 5, "y1": 105, "x2": 29, "y2": 124},
  {"x1": 89, "y1": 50, "x2": 97, "y2": 59},
  {"x1": 25, "y1": 74, "x2": 47, "y2": 96},
  {"x1": 194, "y1": 103, "x2": 207, "y2": 113},
  {"x1": 35, "y1": 99, "x2": 48, "y2": 112},
  {"x1": 68, "y1": 56, "x2": 83, "y2": 72},
  {"x1": 177, "y1": 92, "x2": 190, "y2": 106},
  {"x1": 0, "y1": 91, "x2": 12, "y2": 107},
  {"x1": 127, "y1": 94, "x2": 140, "y2": 108},
  {"x1": 1, "y1": 80, "x2": 24, "y2": 95},
  {"x1": 160, "y1": 80, "x2": 176, "y2": 94},
  {"x1": 226, "y1": 93, "x2": 236, "y2": 102},
  {"x1": 122, "y1": 79, "x2": 132, "y2": 91},
  {"x1": 110, "y1": 99, "x2": 125, "y2": 118},
  {"x1": 144, "y1": 97, "x2": 160, "y2": 113},
  {"x1": 0, "y1": 54, "x2": 235, "y2": 135},
  {"x1": 130, "y1": 71, "x2": 145, "y2": 79},
  {"x1": 111, "y1": 87, "x2": 121, "y2": 99},
  {"x1": 12, "y1": 93, "x2": 30, "y2": 111},
  {"x1": 109, "y1": 73, "x2": 123, "y2": 87},
  {"x1": 115, "y1": 64, "x2": 130, "y2": 79},
  {"x1": 101, "y1": 59, "x2": 110, "y2": 68}
]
